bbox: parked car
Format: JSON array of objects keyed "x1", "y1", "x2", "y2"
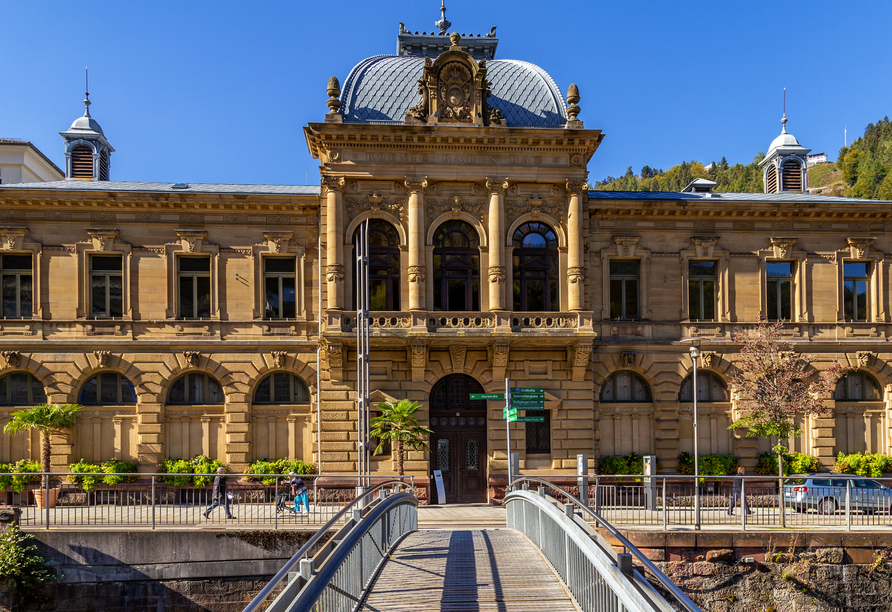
[{"x1": 783, "y1": 474, "x2": 892, "y2": 515}]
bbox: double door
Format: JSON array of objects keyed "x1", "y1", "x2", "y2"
[{"x1": 431, "y1": 423, "x2": 486, "y2": 503}]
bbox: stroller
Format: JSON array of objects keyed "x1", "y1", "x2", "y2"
[{"x1": 275, "y1": 481, "x2": 297, "y2": 514}]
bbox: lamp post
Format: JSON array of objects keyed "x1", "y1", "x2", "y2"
[{"x1": 689, "y1": 344, "x2": 701, "y2": 529}]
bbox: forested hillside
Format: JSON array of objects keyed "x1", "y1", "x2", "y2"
[
  {"x1": 594, "y1": 155, "x2": 765, "y2": 193},
  {"x1": 831, "y1": 116, "x2": 892, "y2": 200}
]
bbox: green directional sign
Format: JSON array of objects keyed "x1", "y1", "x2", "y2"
[
  {"x1": 514, "y1": 416, "x2": 545, "y2": 423},
  {"x1": 470, "y1": 393, "x2": 505, "y2": 400},
  {"x1": 511, "y1": 397, "x2": 545, "y2": 406},
  {"x1": 511, "y1": 387, "x2": 544, "y2": 395},
  {"x1": 503, "y1": 407, "x2": 518, "y2": 419}
]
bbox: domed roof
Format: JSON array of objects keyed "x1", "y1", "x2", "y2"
[
  {"x1": 67, "y1": 112, "x2": 105, "y2": 136},
  {"x1": 768, "y1": 128, "x2": 801, "y2": 153},
  {"x1": 339, "y1": 55, "x2": 569, "y2": 127}
]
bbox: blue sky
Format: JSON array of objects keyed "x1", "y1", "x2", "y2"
[{"x1": 3, "y1": 1, "x2": 890, "y2": 185}]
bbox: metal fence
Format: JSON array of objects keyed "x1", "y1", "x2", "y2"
[
  {"x1": 3, "y1": 473, "x2": 414, "y2": 529},
  {"x1": 519, "y1": 474, "x2": 892, "y2": 530},
  {"x1": 507, "y1": 479, "x2": 699, "y2": 612}
]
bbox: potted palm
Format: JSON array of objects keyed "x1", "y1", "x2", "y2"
[
  {"x1": 3, "y1": 403, "x2": 82, "y2": 509},
  {"x1": 369, "y1": 399, "x2": 432, "y2": 476}
]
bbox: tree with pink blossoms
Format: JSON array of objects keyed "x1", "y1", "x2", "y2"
[{"x1": 728, "y1": 321, "x2": 851, "y2": 474}]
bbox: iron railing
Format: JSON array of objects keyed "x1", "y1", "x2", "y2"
[
  {"x1": 508, "y1": 477, "x2": 700, "y2": 612},
  {"x1": 2, "y1": 472, "x2": 413, "y2": 529},
  {"x1": 243, "y1": 480, "x2": 417, "y2": 612}
]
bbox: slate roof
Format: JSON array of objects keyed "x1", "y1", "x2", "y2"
[
  {"x1": 339, "y1": 56, "x2": 568, "y2": 127},
  {"x1": 0, "y1": 181, "x2": 321, "y2": 196},
  {"x1": 587, "y1": 190, "x2": 892, "y2": 205}
]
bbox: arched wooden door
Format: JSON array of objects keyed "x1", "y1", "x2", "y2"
[{"x1": 429, "y1": 374, "x2": 488, "y2": 503}]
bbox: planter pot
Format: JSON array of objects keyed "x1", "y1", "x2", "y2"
[{"x1": 34, "y1": 487, "x2": 60, "y2": 509}]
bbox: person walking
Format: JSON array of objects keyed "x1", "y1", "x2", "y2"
[
  {"x1": 204, "y1": 467, "x2": 235, "y2": 519},
  {"x1": 289, "y1": 472, "x2": 310, "y2": 515},
  {"x1": 728, "y1": 466, "x2": 751, "y2": 516}
]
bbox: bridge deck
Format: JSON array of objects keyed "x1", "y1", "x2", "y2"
[{"x1": 359, "y1": 529, "x2": 580, "y2": 612}]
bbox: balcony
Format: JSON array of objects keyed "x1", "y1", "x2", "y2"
[{"x1": 335, "y1": 311, "x2": 594, "y2": 337}]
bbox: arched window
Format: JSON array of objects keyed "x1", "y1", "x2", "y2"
[
  {"x1": 70, "y1": 145, "x2": 93, "y2": 179},
  {"x1": 167, "y1": 373, "x2": 224, "y2": 405},
  {"x1": 512, "y1": 222, "x2": 559, "y2": 311},
  {"x1": 835, "y1": 371, "x2": 882, "y2": 401},
  {"x1": 600, "y1": 371, "x2": 652, "y2": 402},
  {"x1": 353, "y1": 219, "x2": 401, "y2": 311},
  {"x1": 0, "y1": 372, "x2": 46, "y2": 406},
  {"x1": 79, "y1": 373, "x2": 137, "y2": 405},
  {"x1": 433, "y1": 220, "x2": 480, "y2": 312},
  {"x1": 679, "y1": 372, "x2": 728, "y2": 402},
  {"x1": 430, "y1": 374, "x2": 486, "y2": 411},
  {"x1": 253, "y1": 372, "x2": 310, "y2": 404}
]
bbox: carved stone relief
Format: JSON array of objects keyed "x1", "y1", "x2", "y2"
[
  {"x1": 769, "y1": 237, "x2": 797, "y2": 259},
  {"x1": 450, "y1": 346, "x2": 467, "y2": 372},
  {"x1": 493, "y1": 344, "x2": 509, "y2": 368},
  {"x1": 1, "y1": 351, "x2": 21, "y2": 368},
  {"x1": 271, "y1": 351, "x2": 287, "y2": 368},
  {"x1": 345, "y1": 194, "x2": 406, "y2": 222},
  {"x1": 94, "y1": 350, "x2": 111, "y2": 368},
  {"x1": 0, "y1": 227, "x2": 29, "y2": 251},
  {"x1": 847, "y1": 237, "x2": 876, "y2": 259},
  {"x1": 263, "y1": 232, "x2": 294, "y2": 254},
  {"x1": 621, "y1": 351, "x2": 636, "y2": 368},
  {"x1": 690, "y1": 237, "x2": 719, "y2": 258},
  {"x1": 856, "y1": 351, "x2": 875, "y2": 368},
  {"x1": 426, "y1": 195, "x2": 485, "y2": 220},
  {"x1": 175, "y1": 230, "x2": 207, "y2": 254},
  {"x1": 612, "y1": 236, "x2": 641, "y2": 257},
  {"x1": 183, "y1": 351, "x2": 200, "y2": 368},
  {"x1": 699, "y1": 351, "x2": 716, "y2": 369}
]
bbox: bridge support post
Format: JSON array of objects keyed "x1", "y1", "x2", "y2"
[{"x1": 576, "y1": 454, "x2": 589, "y2": 509}]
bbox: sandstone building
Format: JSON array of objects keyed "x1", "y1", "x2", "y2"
[{"x1": 1, "y1": 15, "x2": 891, "y2": 503}]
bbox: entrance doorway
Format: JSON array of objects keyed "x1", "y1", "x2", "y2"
[{"x1": 430, "y1": 374, "x2": 488, "y2": 503}]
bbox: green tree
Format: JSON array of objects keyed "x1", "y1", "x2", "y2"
[
  {"x1": 3, "y1": 404, "x2": 83, "y2": 475},
  {"x1": 369, "y1": 399, "x2": 432, "y2": 476},
  {"x1": 729, "y1": 322, "x2": 850, "y2": 474}
]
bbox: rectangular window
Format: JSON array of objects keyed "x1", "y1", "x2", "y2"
[
  {"x1": 688, "y1": 261, "x2": 716, "y2": 321},
  {"x1": 263, "y1": 257, "x2": 296, "y2": 319},
  {"x1": 178, "y1": 256, "x2": 211, "y2": 319},
  {"x1": 525, "y1": 411, "x2": 551, "y2": 454},
  {"x1": 766, "y1": 261, "x2": 794, "y2": 321},
  {"x1": 609, "y1": 260, "x2": 639, "y2": 320},
  {"x1": 90, "y1": 255, "x2": 123, "y2": 319},
  {"x1": 843, "y1": 262, "x2": 870, "y2": 322},
  {"x1": 0, "y1": 254, "x2": 32, "y2": 319}
]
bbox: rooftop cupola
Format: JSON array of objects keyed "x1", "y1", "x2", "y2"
[
  {"x1": 59, "y1": 74, "x2": 114, "y2": 181},
  {"x1": 397, "y1": 2, "x2": 498, "y2": 60},
  {"x1": 759, "y1": 98, "x2": 810, "y2": 194}
]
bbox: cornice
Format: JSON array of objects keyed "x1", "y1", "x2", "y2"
[{"x1": 0, "y1": 192, "x2": 319, "y2": 212}]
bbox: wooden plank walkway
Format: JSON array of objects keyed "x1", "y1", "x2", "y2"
[{"x1": 359, "y1": 529, "x2": 580, "y2": 612}]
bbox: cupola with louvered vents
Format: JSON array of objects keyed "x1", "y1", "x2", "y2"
[
  {"x1": 759, "y1": 112, "x2": 810, "y2": 194},
  {"x1": 59, "y1": 89, "x2": 114, "y2": 181}
]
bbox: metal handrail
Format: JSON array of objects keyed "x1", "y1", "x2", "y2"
[
  {"x1": 511, "y1": 476, "x2": 700, "y2": 612},
  {"x1": 242, "y1": 479, "x2": 415, "y2": 612}
]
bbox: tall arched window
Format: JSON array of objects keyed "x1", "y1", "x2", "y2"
[
  {"x1": 253, "y1": 372, "x2": 311, "y2": 404},
  {"x1": 599, "y1": 371, "x2": 651, "y2": 402},
  {"x1": 167, "y1": 373, "x2": 224, "y2": 405},
  {"x1": 835, "y1": 371, "x2": 882, "y2": 401},
  {"x1": 0, "y1": 372, "x2": 46, "y2": 406},
  {"x1": 512, "y1": 222, "x2": 559, "y2": 311},
  {"x1": 79, "y1": 372, "x2": 137, "y2": 405},
  {"x1": 433, "y1": 220, "x2": 480, "y2": 311},
  {"x1": 679, "y1": 372, "x2": 728, "y2": 402},
  {"x1": 353, "y1": 219, "x2": 401, "y2": 311},
  {"x1": 430, "y1": 374, "x2": 486, "y2": 411}
]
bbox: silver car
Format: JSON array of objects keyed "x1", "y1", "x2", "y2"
[{"x1": 783, "y1": 474, "x2": 892, "y2": 515}]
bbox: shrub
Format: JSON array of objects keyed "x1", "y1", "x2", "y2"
[
  {"x1": 191, "y1": 455, "x2": 224, "y2": 487},
  {"x1": 833, "y1": 452, "x2": 892, "y2": 477},
  {"x1": 160, "y1": 456, "x2": 226, "y2": 486},
  {"x1": 160, "y1": 458, "x2": 194, "y2": 486},
  {"x1": 68, "y1": 459, "x2": 103, "y2": 492},
  {"x1": 9, "y1": 460, "x2": 41, "y2": 493},
  {"x1": 754, "y1": 451, "x2": 820, "y2": 476},
  {"x1": 100, "y1": 459, "x2": 138, "y2": 486},
  {"x1": 678, "y1": 453, "x2": 738, "y2": 482},
  {"x1": 597, "y1": 453, "x2": 645, "y2": 482},
  {"x1": 244, "y1": 458, "x2": 316, "y2": 484},
  {"x1": 0, "y1": 524, "x2": 55, "y2": 588}
]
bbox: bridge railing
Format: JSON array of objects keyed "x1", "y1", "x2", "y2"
[
  {"x1": 243, "y1": 479, "x2": 418, "y2": 612},
  {"x1": 507, "y1": 477, "x2": 701, "y2": 612}
]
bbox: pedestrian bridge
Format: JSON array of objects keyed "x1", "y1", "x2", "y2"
[{"x1": 244, "y1": 479, "x2": 699, "y2": 612}]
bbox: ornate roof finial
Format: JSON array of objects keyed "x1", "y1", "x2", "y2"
[
  {"x1": 780, "y1": 87, "x2": 787, "y2": 133},
  {"x1": 83, "y1": 67, "x2": 91, "y2": 116},
  {"x1": 435, "y1": 0, "x2": 451, "y2": 34}
]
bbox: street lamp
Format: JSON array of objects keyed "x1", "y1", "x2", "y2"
[{"x1": 689, "y1": 344, "x2": 701, "y2": 528}]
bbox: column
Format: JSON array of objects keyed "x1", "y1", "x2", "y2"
[
  {"x1": 486, "y1": 179, "x2": 509, "y2": 311},
  {"x1": 201, "y1": 416, "x2": 211, "y2": 457},
  {"x1": 405, "y1": 178, "x2": 428, "y2": 311},
  {"x1": 566, "y1": 180, "x2": 588, "y2": 311},
  {"x1": 323, "y1": 176, "x2": 346, "y2": 310}
]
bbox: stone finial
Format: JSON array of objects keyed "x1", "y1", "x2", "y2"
[
  {"x1": 566, "y1": 83, "x2": 582, "y2": 128},
  {"x1": 326, "y1": 77, "x2": 342, "y2": 113},
  {"x1": 449, "y1": 32, "x2": 461, "y2": 48}
]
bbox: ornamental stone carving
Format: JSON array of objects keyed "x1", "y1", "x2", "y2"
[
  {"x1": 321, "y1": 176, "x2": 346, "y2": 192},
  {"x1": 568, "y1": 266, "x2": 586, "y2": 284},
  {"x1": 612, "y1": 236, "x2": 640, "y2": 257},
  {"x1": 326, "y1": 344, "x2": 343, "y2": 369},
  {"x1": 699, "y1": 351, "x2": 716, "y2": 369},
  {"x1": 847, "y1": 237, "x2": 876, "y2": 259},
  {"x1": 573, "y1": 343, "x2": 592, "y2": 368},
  {"x1": 621, "y1": 351, "x2": 636, "y2": 368},
  {"x1": 263, "y1": 231, "x2": 293, "y2": 254},
  {"x1": 94, "y1": 350, "x2": 111, "y2": 368},
  {"x1": 450, "y1": 345, "x2": 467, "y2": 372},
  {"x1": 411, "y1": 345, "x2": 426, "y2": 369},
  {"x1": 326, "y1": 264, "x2": 345, "y2": 282},
  {"x1": 485, "y1": 179, "x2": 509, "y2": 193},
  {"x1": 404, "y1": 178, "x2": 428, "y2": 192},
  {"x1": 345, "y1": 194, "x2": 406, "y2": 221},
  {"x1": 183, "y1": 351, "x2": 200, "y2": 368},
  {"x1": 493, "y1": 344, "x2": 509, "y2": 368},
  {"x1": 769, "y1": 237, "x2": 797, "y2": 259},
  {"x1": 1, "y1": 351, "x2": 21, "y2": 368},
  {"x1": 176, "y1": 230, "x2": 207, "y2": 253},
  {"x1": 0, "y1": 227, "x2": 28, "y2": 251},
  {"x1": 427, "y1": 195, "x2": 484, "y2": 219},
  {"x1": 488, "y1": 265, "x2": 506, "y2": 283},
  {"x1": 506, "y1": 197, "x2": 562, "y2": 223},
  {"x1": 690, "y1": 236, "x2": 719, "y2": 258},
  {"x1": 408, "y1": 265, "x2": 426, "y2": 283},
  {"x1": 565, "y1": 180, "x2": 588, "y2": 195},
  {"x1": 86, "y1": 228, "x2": 119, "y2": 252},
  {"x1": 856, "y1": 351, "x2": 875, "y2": 368},
  {"x1": 271, "y1": 351, "x2": 287, "y2": 368}
]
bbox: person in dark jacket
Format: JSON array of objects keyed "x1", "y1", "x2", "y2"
[
  {"x1": 728, "y1": 466, "x2": 751, "y2": 516},
  {"x1": 204, "y1": 467, "x2": 235, "y2": 519},
  {"x1": 289, "y1": 472, "x2": 309, "y2": 514}
]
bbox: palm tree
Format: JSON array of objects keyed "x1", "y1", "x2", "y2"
[
  {"x1": 4, "y1": 403, "x2": 83, "y2": 475},
  {"x1": 369, "y1": 399, "x2": 432, "y2": 476}
]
